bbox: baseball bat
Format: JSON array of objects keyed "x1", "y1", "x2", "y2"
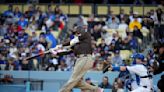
[
  {"x1": 25, "y1": 50, "x2": 50, "y2": 60},
  {"x1": 25, "y1": 46, "x2": 71, "y2": 60}
]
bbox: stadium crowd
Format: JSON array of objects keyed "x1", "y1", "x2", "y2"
[
  {"x1": 0, "y1": 3, "x2": 163, "y2": 92},
  {"x1": 0, "y1": 4, "x2": 68, "y2": 71}
]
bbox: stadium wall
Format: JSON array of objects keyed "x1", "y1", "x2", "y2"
[{"x1": 0, "y1": 71, "x2": 163, "y2": 92}]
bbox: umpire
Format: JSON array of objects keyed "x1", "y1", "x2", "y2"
[{"x1": 58, "y1": 26, "x2": 103, "y2": 92}]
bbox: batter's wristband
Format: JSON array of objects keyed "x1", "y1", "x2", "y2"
[{"x1": 112, "y1": 66, "x2": 120, "y2": 71}]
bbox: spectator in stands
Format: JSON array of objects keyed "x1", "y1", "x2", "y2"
[
  {"x1": 81, "y1": 77, "x2": 96, "y2": 92},
  {"x1": 123, "y1": 14, "x2": 130, "y2": 24},
  {"x1": 31, "y1": 32, "x2": 38, "y2": 42},
  {"x1": 35, "y1": 6, "x2": 42, "y2": 14},
  {"x1": 0, "y1": 53, "x2": 6, "y2": 70},
  {"x1": 114, "y1": 37, "x2": 123, "y2": 50},
  {"x1": 25, "y1": 5, "x2": 34, "y2": 19},
  {"x1": 98, "y1": 39, "x2": 108, "y2": 53},
  {"x1": 117, "y1": 78, "x2": 124, "y2": 92},
  {"x1": 133, "y1": 26, "x2": 143, "y2": 40},
  {"x1": 48, "y1": 10, "x2": 56, "y2": 22},
  {"x1": 147, "y1": 17, "x2": 154, "y2": 29},
  {"x1": 121, "y1": 37, "x2": 131, "y2": 50},
  {"x1": 91, "y1": 24, "x2": 101, "y2": 41},
  {"x1": 107, "y1": 15, "x2": 119, "y2": 27},
  {"x1": 17, "y1": 16, "x2": 28, "y2": 29},
  {"x1": 118, "y1": 19, "x2": 128, "y2": 39},
  {"x1": 98, "y1": 39, "x2": 109, "y2": 60},
  {"x1": 5, "y1": 57, "x2": 15, "y2": 70},
  {"x1": 7, "y1": 23, "x2": 13, "y2": 32},
  {"x1": 101, "y1": 27, "x2": 111, "y2": 45},
  {"x1": 35, "y1": 7, "x2": 43, "y2": 28},
  {"x1": 109, "y1": 32, "x2": 119, "y2": 47},
  {"x1": 58, "y1": 10, "x2": 68, "y2": 23},
  {"x1": 30, "y1": 43, "x2": 40, "y2": 68},
  {"x1": 146, "y1": 49, "x2": 154, "y2": 63},
  {"x1": 112, "y1": 50, "x2": 123, "y2": 66},
  {"x1": 108, "y1": 17, "x2": 119, "y2": 29},
  {"x1": 13, "y1": 7, "x2": 22, "y2": 18},
  {"x1": 9, "y1": 43, "x2": 18, "y2": 57},
  {"x1": 85, "y1": 77, "x2": 95, "y2": 86},
  {"x1": 41, "y1": 18, "x2": 49, "y2": 32},
  {"x1": 18, "y1": 46, "x2": 27, "y2": 60},
  {"x1": 156, "y1": 8, "x2": 163, "y2": 24},
  {"x1": 161, "y1": 12, "x2": 164, "y2": 24},
  {"x1": 31, "y1": 59, "x2": 39, "y2": 70},
  {"x1": 98, "y1": 76, "x2": 112, "y2": 89},
  {"x1": 153, "y1": 41, "x2": 164, "y2": 74},
  {"x1": 21, "y1": 59, "x2": 30, "y2": 70},
  {"x1": 35, "y1": 40, "x2": 46, "y2": 67},
  {"x1": 75, "y1": 15, "x2": 87, "y2": 28},
  {"x1": 96, "y1": 60, "x2": 104, "y2": 71},
  {"x1": 0, "y1": 39, "x2": 8, "y2": 57},
  {"x1": 4, "y1": 25, "x2": 14, "y2": 40},
  {"x1": 106, "y1": 10, "x2": 113, "y2": 21},
  {"x1": 117, "y1": 9, "x2": 126, "y2": 21},
  {"x1": 129, "y1": 17, "x2": 142, "y2": 31},
  {"x1": 53, "y1": 15, "x2": 64, "y2": 31},
  {"x1": 39, "y1": 35, "x2": 48, "y2": 49},
  {"x1": 129, "y1": 12, "x2": 142, "y2": 23},
  {"x1": 112, "y1": 78, "x2": 124, "y2": 92},
  {"x1": 127, "y1": 33, "x2": 138, "y2": 50},
  {"x1": 91, "y1": 42, "x2": 98, "y2": 55},
  {"x1": 87, "y1": 14, "x2": 96, "y2": 31},
  {"x1": 142, "y1": 17, "x2": 151, "y2": 29},
  {"x1": 0, "y1": 22, "x2": 6, "y2": 36},
  {"x1": 46, "y1": 5, "x2": 53, "y2": 17},
  {"x1": 118, "y1": 19, "x2": 128, "y2": 31},
  {"x1": 88, "y1": 14, "x2": 95, "y2": 22},
  {"x1": 3, "y1": 5, "x2": 13, "y2": 17},
  {"x1": 12, "y1": 58, "x2": 20, "y2": 70},
  {"x1": 64, "y1": 54, "x2": 75, "y2": 71},
  {"x1": 17, "y1": 29, "x2": 29, "y2": 43},
  {"x1": 129, "y1": 11, "x2": 134, "y2": 22},
  {"x1": 82, "y1": 20, "x2": 88, "y2": 32},
  {"x1": 57, "y1": 58, "x2": 67, "y2": 71},
  {"x1": 103, "y1": 54, "x2": 112, "y2": 68},
  {"x1": 45, "y1": 30, "x2": 57, "y2": 48},
  {"x1": 54, "y1": 5, "x2": 60, "y2": 15},
  {"x1": 149, "y1": 9, "x2": 158, "y2": 24},
  {"x1": 46, "y1": 57, "x2": 58, "y2": 71},
  {"x1": 10, "y1": 25, "x2": 17, "y2": 35},
  {"x1": 28, "y1": 16, "x2": 38, "y2": 31}
]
